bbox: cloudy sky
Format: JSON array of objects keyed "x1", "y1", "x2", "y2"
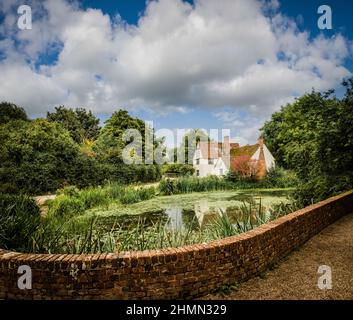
[{"x1": 1, "y1": 0, "x2": 353, "y2": 146}]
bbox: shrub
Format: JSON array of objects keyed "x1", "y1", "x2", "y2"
[
  {"x1": 119, "y1": 187, "x2": 141, "y2": 204},
  {"x1": 159, "y1": 179, "x2": 175, "y2": 195},
  {"x1": 77, "y1": 187, "x2": 110, "y2": 209},
  {"x1": 159, "y1": 176, "x2": 234, "y2": 195},
  {"x1": 57, "y1": 185, "x2": 80, "y2": 197},
  {"x1": 265, "y1": 166, "x2": 299, "y2": 188},
  {"x1": 119, "y1": 187, "x2": 155, "y2": 204},
  {"x1": 48, "y1": 194, "x2": 85, "y2": 217},
  {"x1": 162, "y1": 164, "x2": 195, "y2": 177},
  {"x1": 0, "y1": 194, "x2": 40, "y2": 251},
  {"x1": 136, "y1": 186, "x2": 156, "y2": 201},
  {"x1": 106, "y1": 182, "x2": 124, "y2": 200}
]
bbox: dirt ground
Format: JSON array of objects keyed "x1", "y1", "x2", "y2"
[{"x1": 202, "y1": 214, "x2": 353, "y2": 300}]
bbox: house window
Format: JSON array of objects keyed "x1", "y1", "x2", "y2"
[
  {"x1": 196, "y1": 170, "x2": 200, "y2": 176},
  {"x1": 220, "y1": 169, "x2": 223, "y2": 175},
  {"x1": 196, "y1": 159, "x2": 200, "y2": 165},
  {"x1": 208, "y1": 159, "x2": 214, "y2": 165}
]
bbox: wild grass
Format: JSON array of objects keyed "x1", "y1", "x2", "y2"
[
  {"x1": 48, "y1": 184, "x2": 157, "y2": 217},
  {"x1": 0, "y1": 194, "x2": 41, "y2": 251},
  {"x1": 157, "y1": 175, "x2": 289, "y2": 196},
  {"x1": 26, "y1": 198, "x2": 300, "y2": 254},
  {"x1": 159, "y1": 176, "x2": 235, "y2": 195}
]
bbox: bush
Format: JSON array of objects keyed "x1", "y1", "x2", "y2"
[
  {"x1": 119, "y1": 186, "x2": 156, "y2": 204},
  {"x1": 0, "y1": 194, "x2": 40, "y2": 251},
  {"x1": 293, "y1": 173, "x2": 353, "y2": 206},
  {"x1": 57, "y1": 185, "x2": 80, "y2": 197},
  {"x1": 48, "y1": 194, "x2": 85, "y2": 217},
  {"x1": 162, "y1": 164, "x2": 195, "y2": 177},
  {"x1": 77, "y1": 187, "x2": 110, "y2": 209},
  {"x1": 265, "y1": 167, "x2": 299, "y2": 188},
  {"x1": 119, "y1": 187, "x2": 141, "y2": 204},
  {"x1": 106, "y1": 182, "x2": 124, "y2": 200},
  {"x1": 159, "y1": 176, "x2": 234, "y2": 195}
]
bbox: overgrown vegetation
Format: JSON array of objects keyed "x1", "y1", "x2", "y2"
[
  {"x1": 262, "y1": 78, "x2": 353, "y2": 205},
  {"x1": 159, "y1": 176, "x2": 234, "y2": 195},
  {"x1": 47, "y1": 184, "x2": 157, "y2": 217},
  {"x1": 0, "y1": 194, "x2": 40, "y2": 251},
  {"x1": 0, "y1": 104, "x2": 162, "y2": 194},
  {"x1": 17, "y1": 198, "x2": 298, "y2": 254},
  {"x1": 162, "y1": 163, "x2": 195, "y2": 177},
  {"x1": 159, "y1": 171, "x2": 297, "y2": 196}
]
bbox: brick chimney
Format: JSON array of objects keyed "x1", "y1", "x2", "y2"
[{"x1": 258, "y1": 136, "x2": 264, "y2": 147}]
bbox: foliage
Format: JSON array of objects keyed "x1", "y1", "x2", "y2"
[
  {"x1": 27, "y1": 197, "x2": 299, "y2": 254},
  {"x1": 264, "y1": 166, "x2": 299, "y2": 188},
  {"x1": 0, "y1": 194, "x2": 40, "y2": 251},
  {"x1": 0, "y1": 106, "x2": 162, "y2": 194},
  {"x1": 48, "y1": 194, "x2": 85, "y2": 217},
  {"x1": 47, "y1": 106, "x2": 100, "y2": 143},
  {"x1": 0, "y1": 119, "x2": 80, "y2": 194},
  {"x1": 162, "y1": 163, "x2": 195, "y2": 176},
  {"x1": 261, "y1": 78, "x2": 353, "y2": 205},
  {"x1": 119, "y1": 186, "x2": 156, "y2": 205},
  {"x1": 0, "y1": 102, "x2": 28, "y2": 124},
  {"x1": 159, "y1": 176, "x2": 235, "y2": 195},
  {"x1": 48, "y1": 184, "x2": 157, "y2": 217},
  {"x1": 93, "y1": 109, "x2": 162, "y2": 184},
  {"x1": 231, "y1": 155, "x2": 258, "y2": 180},
  {"x1": 95, "y1": 109, "x2": 154, "y2": 163}
]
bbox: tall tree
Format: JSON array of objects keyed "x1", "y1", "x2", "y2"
[
  {"x1": 261, "y1": 78, "x2": 353, "y2": 204},
  {"x1": 0, "y1": 119, "x2": 80, "y2": 194},
  {"x1": 47, "y1": 106, "x2": 100, "y2": 143},
  {"x1": 95, "y1": 109, "x2": 159, "y2": 164},
  {"x1": 0, "y1": 102, "x2": 28, "y2": 124}
]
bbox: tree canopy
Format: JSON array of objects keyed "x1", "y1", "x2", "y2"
[
  {"x1": 261, "y1": 78, "x2": 353, "y2": 204},
  {"x1": 47, "y1": 106, "x2": 100, "y2": 143},
  {"x1": 0, "y1": 102, "x2": 28, "y2": 124},
  {"x1": 0, "y1": 119, "x2": 80, "y2": 194}
]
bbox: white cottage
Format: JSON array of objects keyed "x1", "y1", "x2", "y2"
[{"x1": 193, "y1": 137, "x2": 275, "y2": 178}]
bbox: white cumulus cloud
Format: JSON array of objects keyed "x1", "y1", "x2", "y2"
[{"x1": 0, "y1": 0, "x2": 352, "y2": 141}]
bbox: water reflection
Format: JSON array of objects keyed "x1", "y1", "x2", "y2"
[{"x1": 103, "y1": 197, "x2": 277, "y2": 232}]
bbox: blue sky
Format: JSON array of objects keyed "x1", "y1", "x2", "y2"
[{"x1": 1, "y1": 0, "x2": 353, "y2": 146}]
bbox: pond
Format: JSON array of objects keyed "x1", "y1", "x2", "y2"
[{"x1": 94, "y1": 189, "x2": 292, "y2": 232}]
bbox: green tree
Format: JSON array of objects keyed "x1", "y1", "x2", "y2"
[
  {"x1": 47, "y1": 106, "x2": 100, "y2": 143},
  {"x1": 0, "y1": 119, "x2": 80, "y2": 194},
  {"x1": 261, "y1": 78, "x2": 353, "y2": 204},
  {"x1": 94, "y1": 109, "x2": 162, "y2": 183},
  {"x1": 95, "y1": 109, "x2": 157, "y2": 164},
  {"x1": 0, "y1": 102, "x2": 28, "y2": 124},
  {"x1": 75, "y1": 108, "x2": 100, "y2": 140}
]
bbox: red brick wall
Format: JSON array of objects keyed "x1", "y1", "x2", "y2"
[{"x1": 1, "y1": 190, "x2": 353, "y2": 300}]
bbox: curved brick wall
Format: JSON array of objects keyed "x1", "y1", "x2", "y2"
[{"x1": 1, "y1": 190, "x2": 353, "y2": 300}]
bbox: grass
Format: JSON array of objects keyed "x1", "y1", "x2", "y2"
[
  {"x1": 159, "y1": 176, "x2": 236, "y2": 195},
  {"x1": 25, "y1": 195, "x2": 299, "y2": 254},
  {"x1": 0, "y1": 194, "x2": 41, "y2": 251},
  {"x1": 47, "y1": 183, "x2": 157, "y2": 217}
]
